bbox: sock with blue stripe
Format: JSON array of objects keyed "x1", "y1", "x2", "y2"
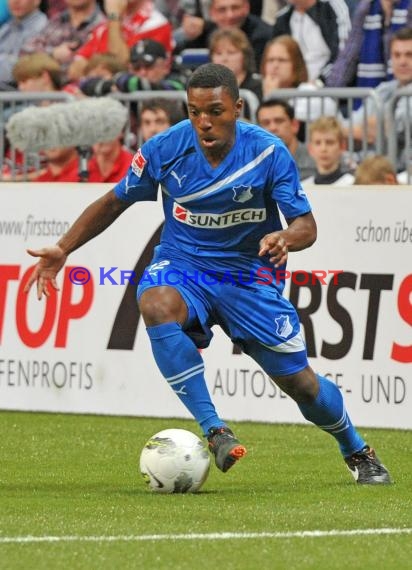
[
  {"x1": 298, "y1": 374, "x2": 366, "y2": 456},
  {"x1": 146, "y1": 322, "x2": 225, "y2": 435}
]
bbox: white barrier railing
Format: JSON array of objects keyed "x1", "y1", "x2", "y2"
[
  {"x1": 0, "y1": 88, "x2": 410, "y2": 182},
  {"x1": 387, "y1": 86, "x2": 412, "y2": 182},
  {"x1": 263, "y1": 86, "x2": 385, "y2": 156}
]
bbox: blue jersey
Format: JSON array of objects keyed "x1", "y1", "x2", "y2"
[{"x1": 114, "y1": 119, "x2": 311, "y2": 259}]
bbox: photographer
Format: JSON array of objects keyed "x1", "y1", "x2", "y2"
[{"x1": 79, "y1": 39, "x2": 187, "y2": 97}]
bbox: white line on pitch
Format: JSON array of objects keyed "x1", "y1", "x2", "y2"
[{"x1": 0, "y1": 528, "x2": 411, "y2": 544}]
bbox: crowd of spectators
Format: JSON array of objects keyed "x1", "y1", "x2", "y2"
[{"x1": 0, "y1": 0, "x2": 411, "y2": 184}]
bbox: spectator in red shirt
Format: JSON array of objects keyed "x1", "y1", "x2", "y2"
[
  {"x1": 31, "y1": 147, "x2": 80, "y2": 182},
  {"x1": 69, "y1": 0, "x2": 173, "y2": 80},
  {"x1": 13, "y1": 137, "x2": 132, "y2": 184},
  {"x1": 87, "y1": 135, "x2": 133, "y2": 182}
]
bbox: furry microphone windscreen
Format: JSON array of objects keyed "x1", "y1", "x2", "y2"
[{"x1": 6, "y1": 97, "x2": 129, "y2": 151}]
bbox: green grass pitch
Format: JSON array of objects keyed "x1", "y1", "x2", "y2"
[{"x1": 0, "y1": 411, "x2": 411, "y2": 570}]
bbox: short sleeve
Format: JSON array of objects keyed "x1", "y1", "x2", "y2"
[
  {"x1": 270, "y1": 143, "x2": 312, "y2": 220},
  {"x1": 113, "y1": 142, "x2": 159, "y2": 203}
]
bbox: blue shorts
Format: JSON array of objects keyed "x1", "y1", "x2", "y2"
[{"x1": 137, "y1": 247, "x2": 308, "y2": 377}]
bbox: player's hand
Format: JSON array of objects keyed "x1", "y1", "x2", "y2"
[
  {"x1": 24, "y1": 246, "x2": 68, "y2": 300},
  {"x1": 258, "y1": 232, "x2": 288, "y2": 267}
]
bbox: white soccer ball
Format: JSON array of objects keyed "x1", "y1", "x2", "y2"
[{"x1": 139, "y1": 428, "x2": 210, "y2": 494}]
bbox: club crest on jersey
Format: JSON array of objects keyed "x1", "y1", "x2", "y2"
[
  {"x1": 275, "y1": 315, "x2": 293, "y2": 338},
  {"x1": 232, "y1": 185, "x2": 253, "y2": 203},
  {"x1": 131, "y1": 148, "x2": 147, "y2": 177},
  {"x1": 172, "y1": 202, "x2": 266, "y2": 228}
]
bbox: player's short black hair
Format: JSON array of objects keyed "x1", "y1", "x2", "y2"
[{"x1": 187, "y1": 63, "x2": 240, "y2": 102}]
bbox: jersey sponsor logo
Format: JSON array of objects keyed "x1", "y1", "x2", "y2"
[
  {"x1": 131, "y1": 149, "x2": 147, "y2": 177},
  {"x1": 174, "y1": 205, "x2": 188, "y2": 221},
  {"x1": 232, "y1": 185, "x2": 253, "y2": 203},
  {"x1": 275, "y1": 315, "x2": 293, "y2": 338},
  {"x1": 172, "y1": 203, "x2": 266, "y2": 228}
]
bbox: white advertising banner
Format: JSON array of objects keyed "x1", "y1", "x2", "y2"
[{"x1": 0, "y1": 183, "x2": 411, "y2": 428}]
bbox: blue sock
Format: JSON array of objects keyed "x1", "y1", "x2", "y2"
[
  {"x1": 146, "y1": 322, "x2": 225, "y2": 435},
  {"x1": 298, "y1": 375, "x2": 366, "y2": 456}
]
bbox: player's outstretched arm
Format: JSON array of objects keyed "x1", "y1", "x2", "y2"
[
  {"x1": 259, "y1": 212, "x2": 317, "y2": 267},
  {"x1": 25, "y1": 189, "x2": 130, "y2": 299}
]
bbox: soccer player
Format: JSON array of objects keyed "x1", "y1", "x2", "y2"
[{"x1": 25, "y1": 63, "x2": 390, "y2": 485}]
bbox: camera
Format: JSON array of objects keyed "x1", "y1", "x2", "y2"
[
  {"x1": 79, "y1": 77, "x2": 114, "y2": 97},
  {"x1": 114, "y1": 73, "x2": 151, "y2": 92},
  {"x1": 79, "y1": 74, "x2": 152, "y2": 96}
]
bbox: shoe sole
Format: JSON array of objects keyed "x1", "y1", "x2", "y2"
[{"x1": 357, "y1": 475, "x2": 392, "y2": 485}]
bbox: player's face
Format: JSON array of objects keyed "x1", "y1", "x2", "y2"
[{"x1": 187, "y1": 86, "x2": 243, "y2": 162}]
